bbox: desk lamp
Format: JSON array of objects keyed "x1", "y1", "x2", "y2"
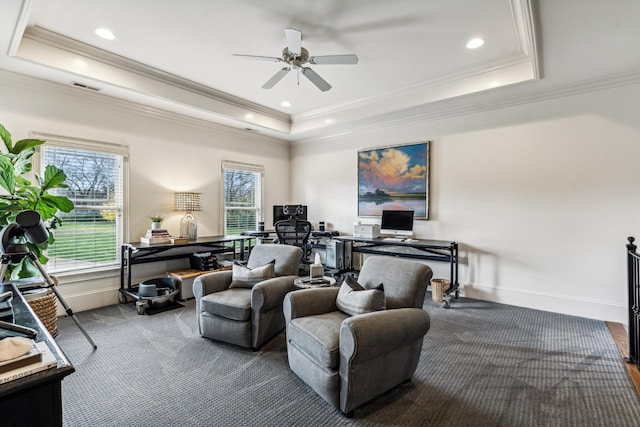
[{"x1": 174, "y1": 192, "x2": 202, "y2": 240}]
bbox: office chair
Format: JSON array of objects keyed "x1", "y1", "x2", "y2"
[{"x1": 274, "y1": 205, "x2": 312, "y2": 268}]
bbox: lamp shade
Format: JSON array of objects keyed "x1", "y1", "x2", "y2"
[{"x1": 174, "y1": 192, "x2": 203, "y2": 212}]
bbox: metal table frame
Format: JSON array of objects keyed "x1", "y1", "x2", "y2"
[
  {"x1": 119, "y1": 235, "x2": 252, "y2": 302},
  {"x1": 334, "y1": 236, "x2": 459, "y2": 308}
]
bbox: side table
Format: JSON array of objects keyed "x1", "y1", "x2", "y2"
[
  {"x1": 294, "y1": 276, "x2": 337, "y2": 289},
  {"x1": 167, "y1": 267, "x2": 231, "y2": 301}
]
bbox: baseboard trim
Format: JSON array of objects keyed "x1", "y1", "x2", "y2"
[
  {"x1": 55, "y1": 286, "x2": 120, "y2": 315},
  {"x1": 461, "y1": 283, "x2": 626, "y2": 324}
]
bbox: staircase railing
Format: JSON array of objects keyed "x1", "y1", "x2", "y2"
[{"x1": 627, "y1": 237, "x2": 640, "y2": 369}]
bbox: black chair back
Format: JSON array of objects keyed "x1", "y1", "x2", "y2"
[{"x1": 274, "y1": 205, "x2": 312, "y2": 263}]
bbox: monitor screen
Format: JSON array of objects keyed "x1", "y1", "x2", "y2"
[
  {"x1": 273, "y1": 205, "x2": 307, "y2": 225},
  {"x1": 380, "y1": 210, "x2": 414, "y2": 236}
]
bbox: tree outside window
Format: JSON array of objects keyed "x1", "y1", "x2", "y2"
[
  {"x1": 39, "y1": 139, "x2": 127, "y2": 274},
  {"x1": 223, "y1": 162, "x2": 263, "y2": 235}
]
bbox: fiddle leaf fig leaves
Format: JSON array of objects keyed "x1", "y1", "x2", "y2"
[{"x1": 0, "y1": 123, "x2": 75, "y2": 279}]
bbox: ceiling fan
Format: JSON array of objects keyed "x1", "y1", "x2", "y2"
[{"x1": 232, "y1": 28, "x2": 358, "y2": 92}]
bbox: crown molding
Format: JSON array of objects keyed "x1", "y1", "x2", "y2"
[
  {"x1": 10, "y1": 0, "x2": 634, "y2": 147},
  {"x1": 292, "y1": 54, "x2": 533, "y2": 122},
  {"x1": 6, "y1": 57, "x2": 638, "y2": 149},
  {"x1": 292, "y1": 0, "x2": 540, "y2": 123},
  {"x1": 290, "y1": 0, "x2": 540, "y2": 130},
  {"x1": 291, "y1": 70, "x2": 640, "y2": 145},
  {"x1": 21, "y1": 26, "x2": 289, "y2": 123},
  {"x1": 15, "y1": 2, "x2": 540, "y2": 140},
  {"x1": 510, "y1": 0, "x2": 540, "y2": 79},
  {"x1": 6, "y1": 0, "x2": 35, "y2": 56},
  {"x1": 0, "y1": 68, "x2": 290, "y2": 145}
]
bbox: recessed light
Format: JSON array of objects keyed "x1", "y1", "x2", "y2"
[
  {"x1": 466, "y1": 38, "x2": 484, "y2": 49},
  {"x1": 280, "y1": 101, "x2": 291, "y2": 107},
  {"x1": 95, "y1": 28, "x2": 115, "y2": 40},
  {"x1": 325, "y1": 119, "x2": 334, "y2": 125}
]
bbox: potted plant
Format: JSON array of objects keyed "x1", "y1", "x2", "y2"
[
  {"x1": 149, "y1": 215, "x2": 164, "y2": 230},
  {"x1": 0, "y1": 123, "x2": 74, "y2": 279}
]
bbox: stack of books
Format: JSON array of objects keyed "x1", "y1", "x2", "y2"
[
  {"x1": 190, "y1": 252, "x2": 220, "y2": 271},
  {"x1": 140, "y1": 229, "x2": 171, "y2": 245},
  {"x1": 170, "y1": 237, "x2": 189, "y2": 244},
  {"x1": 0, "y1": 340, "x2": 57, "y2": 384}
]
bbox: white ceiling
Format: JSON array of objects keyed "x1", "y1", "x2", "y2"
[{"x1": 0, "y1": 0, "x2": 639, "y2": 141}]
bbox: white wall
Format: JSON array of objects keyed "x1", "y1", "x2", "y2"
[
  {"x1": 4, "y1": 68, "x2": 640, "y2": 323},
  {"x1": 291, "y1": 82, "x2": 640, "y2": 323},
  {"x1": 0, "y1": 71, "x2": 290, "y2": 313}
]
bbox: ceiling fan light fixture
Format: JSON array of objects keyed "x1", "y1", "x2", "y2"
[
  {"x1": 234, "y1": 28, "x2": 358, "y2": 92},
  {"x1": 466, "y1": 38, "x2": 484, "y2": 49},
  {"x1": 95, "y1": 28, "x2": 116, "y2": 40}
]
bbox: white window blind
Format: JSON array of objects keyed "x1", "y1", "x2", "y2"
[
  {"x1": 222, "y1": 161, "x2": 264, "y2": 235},
  {"x1": 35, "y1": 134, "x2": 129, "y2": 274}
]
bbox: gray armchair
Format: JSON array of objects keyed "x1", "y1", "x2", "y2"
[
  {"x1": 194, "y1": 244, "x2": 302, "y2": 349},
  {"x1": 284, "y1": 255, "x2": 432, "y2": 415}
]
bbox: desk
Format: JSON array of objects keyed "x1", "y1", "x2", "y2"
[
  {"x1": 241, "y1": 230, "x2": 339, "y2": 239},
  {"x1": 0, "y1": 283, "x2": 74, "y2": 427},
  {"x1": 120, "y1": 235, "x2": 252, "y2": 301},
  {"x1": 241, "y1": 229, "x2": 275, "y2": 238},
  {"x1": 241, "y1": 230, "x2": 278, "y2": 245},
  {"x1": 334, "y1": 236, "x2": 459, "y2": 308}
]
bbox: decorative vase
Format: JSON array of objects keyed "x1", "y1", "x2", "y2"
[{"x1": 151, "y1": 222, "x2": 162, "y2": 230}]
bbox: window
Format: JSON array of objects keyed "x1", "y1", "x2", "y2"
[
  {"x1": 222, "y1": 161, "x2": 264, "y2": 235},
  {"x1": 35, "y1": 133, "x2": 129, "y2": 274}
]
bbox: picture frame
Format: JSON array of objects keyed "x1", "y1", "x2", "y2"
[{"x1": 357, "y1": 141, "x2": 430, "y2": 218}]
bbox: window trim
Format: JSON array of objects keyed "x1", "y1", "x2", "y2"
[
  {"x1": 32, "y1": 132, "x2": 130, "y2": 279},
  {"x1": 221, "y1": 160, "x2": 265, "y2": 234}
]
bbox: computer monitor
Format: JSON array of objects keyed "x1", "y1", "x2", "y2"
[
  {"x1": 380, "y1": 210, "x2": 414, "y2": 237},
  {"x1": 273, "y1": 205, "x2": 308, "y2": 225}
]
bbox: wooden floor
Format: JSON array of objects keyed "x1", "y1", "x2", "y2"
[{"x1": 606, "y1": 321, "x2": 640, "y2": 397}]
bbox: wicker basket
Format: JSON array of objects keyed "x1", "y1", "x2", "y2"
[
  {"x1": 27, "y1": 290, "x2": 58, "y2": 337},
  {"x1": 430, "y1": 278, "x2": 451, "y2": 303}
]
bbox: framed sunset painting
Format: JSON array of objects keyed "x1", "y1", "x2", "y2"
[{"x1": 358, "y1": 141, "x2": 430, "y2": 218}]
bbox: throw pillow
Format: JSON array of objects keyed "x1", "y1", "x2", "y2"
[
  {"x1": 229, "y1": 260, "x2": 276, "y2": 289},
  {"x1": 336, "y1": 278, "x2": 385, "y2": 316},
  {"x1": 344, "y1": 274, "x2": 364, "y2": 291}
]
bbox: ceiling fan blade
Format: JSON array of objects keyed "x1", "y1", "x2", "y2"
[
  {"x1": 262, "y1": 68, "x2": 290, "y2": 89},
  {"x1": 309, "y1": 54, "x2": 359, "y2": 65},
  {"x1": 301, "y1": 67, "x2": 332, "y2": 92},
  {"x1": 232, "y1": 54, "x2": 283, "y2": 62},
  {"x1": 284, "y1": 28, "x2": 302, "y2": 56}
]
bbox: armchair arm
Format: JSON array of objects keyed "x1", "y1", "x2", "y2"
[
  {"x1": 252, "y1": 275, "x2": 298, "y2": 312},
  {"x1": 193, "y1": 270, "x2": 233, "y2": 302},
  {"x1": 283, "y1": 287, "x2": 340, "y2": 324},
  {"x1": 340, "y1": 308, "x2": 430, "y2": 363}
]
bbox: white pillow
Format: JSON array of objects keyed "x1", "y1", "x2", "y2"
[
  {"x1": 229, "y1": 261, "x2": 275, "y2": 289},
  {"x1": 336, "y1": 277, "x2": 385, "y2": 316}
]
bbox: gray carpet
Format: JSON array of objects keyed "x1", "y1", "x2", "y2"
[{"x1": 55, "y1": 295, "x2": 640, "y2": 426}]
